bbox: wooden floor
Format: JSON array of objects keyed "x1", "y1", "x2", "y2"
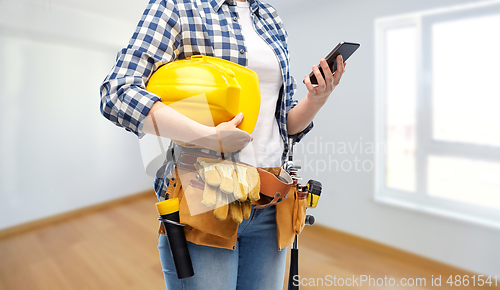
[{"x1": 0, "y1": 193, "x2": 498, "y2": 290}]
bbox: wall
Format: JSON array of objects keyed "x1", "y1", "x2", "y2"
[
  {"x1": 277, "y1": 0, "x2": 500, "y2": 276},
  {"x1": 0, "y1": 0, "x2": 154, "y2": 230}
]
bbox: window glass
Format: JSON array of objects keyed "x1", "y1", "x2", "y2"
[{"x1": 432, "y1": 14, "x2": 500, "y2": 147}]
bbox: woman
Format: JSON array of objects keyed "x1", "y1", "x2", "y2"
[{"x1": 100, "y1": 0, "x2": 345, "y2": 288}]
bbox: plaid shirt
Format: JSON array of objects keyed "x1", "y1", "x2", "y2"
[{"x1": 100, "y1": 0, "x2": 313, "y2": 165}]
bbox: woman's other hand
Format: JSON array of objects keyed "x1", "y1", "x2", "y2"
[
  {"x1": 216, "y1": 113, "x2": 253, "y2": 153},
  {"x1": 143, "y1": 103, "x2": 252, "y2": 152},
  {"x1": 198, "y1": 113, "x2": 253, "y2": 153}
]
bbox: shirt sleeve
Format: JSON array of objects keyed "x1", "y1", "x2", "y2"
[
  {"x1": 286, "y1": 73, "x2": 314, "y2": 145},
  {"x1": 270, "y1": 9, "x2": 314, "y2": 144},
  {"x1": 99, "y1": 0, "x2": 182, "y2": 138}
]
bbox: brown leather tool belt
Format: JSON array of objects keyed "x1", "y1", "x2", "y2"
[{"x1": 175, "y1": 149, "x2": 293, "y2": 209}]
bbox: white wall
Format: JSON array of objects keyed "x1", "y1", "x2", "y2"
[
  {"x1": 0, "y1": 1, "x2": 154, "y2": 230},
  {"x1": 277, "y1": 0, "x2": 500, "y2": 276}
]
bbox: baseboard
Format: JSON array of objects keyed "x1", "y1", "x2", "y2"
[
  {"x1": 306, "y1": 223, "x2": 476, "y2": 275},
  {"x1": 0, "y1": 189, "x2": 156, "y2": 240}
]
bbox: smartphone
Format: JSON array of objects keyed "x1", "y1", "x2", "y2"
[{"x1": 307, "y1": 41, "x2": 360, "y2": 85}]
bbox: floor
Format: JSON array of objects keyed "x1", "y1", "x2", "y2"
[{"x1": 0, "y1": 194, "x2": 497, "y2": 290}]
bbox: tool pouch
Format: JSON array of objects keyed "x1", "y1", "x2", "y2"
[
  {"x1": 253, "y1": 168, "x2": 293, "y2": 209},
  {"x1": 159, "y1": 166, "x2": 240, "y2": 249},
  {"x1": 292, "y1": 191, "x2": 308, "y2": 235},
  {"x1": 274, "y1": 185, "x2": 308, "y2": 249}
]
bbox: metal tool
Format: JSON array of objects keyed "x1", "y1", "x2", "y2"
[{"x1": 286, "y1": 136, "x2": 322, "y2": 290}]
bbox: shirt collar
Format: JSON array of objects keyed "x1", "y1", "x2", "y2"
[
  {"x1": 248, "y1": 0, "x2": 260, "y2": 14},
  {"x1": 210, "y1": 0, "x2": 261, "y2": 14},
  {"x1": 210, "y1": 0, "x2": 235, "y2": 12}
]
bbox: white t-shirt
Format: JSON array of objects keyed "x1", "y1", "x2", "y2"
[{"x1": 236, "y1": 1, "x2": 285, "y2": 168}]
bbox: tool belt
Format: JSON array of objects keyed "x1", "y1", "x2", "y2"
[{"x1": 158, "y1": 148, "x2": 307, "y2": 250}]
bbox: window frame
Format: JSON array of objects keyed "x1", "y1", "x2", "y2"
[{"x1": 374, "y1": 1, "x2": 500, "y2": 229}]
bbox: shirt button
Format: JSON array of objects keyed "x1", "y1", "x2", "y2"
[
  {"x1": 233, "y1": 16, "x2": 237, "y2": 21},
  {"x1": 240, "y1": 48, "x2": 245, "y2": 54}
]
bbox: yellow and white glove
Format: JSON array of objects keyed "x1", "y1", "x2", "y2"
[{"x1": 195, "y1": 158, "x2": 260, "y2": 223}]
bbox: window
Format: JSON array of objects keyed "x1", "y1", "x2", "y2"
[{"x1": 375, "y1": 1, "x2": 500, "y2": 227}]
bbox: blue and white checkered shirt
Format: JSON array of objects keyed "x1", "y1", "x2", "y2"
[{"x1": 100, "y1": 0, "x2": 312, "y2": 165}]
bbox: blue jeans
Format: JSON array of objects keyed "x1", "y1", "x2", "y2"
[{"x1": 157, "y1": 206, "x2": 287, "y2": 290}]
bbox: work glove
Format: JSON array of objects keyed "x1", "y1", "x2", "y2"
[{"x1": 195, "y1": 158, "x2": 260, "y2": 223}]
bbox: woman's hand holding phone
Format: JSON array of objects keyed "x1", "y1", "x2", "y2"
[
  {"x1": 286, "y1": 55, "x2": 346, "y2": 135},
  {"x1": 303, "y1": 54, "x2": 347, "y2": 106}
]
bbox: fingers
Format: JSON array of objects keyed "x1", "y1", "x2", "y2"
[
  {"x1": 246, "y1": 167, "x2": 261, "y2": 201},
  {"x1": 333, "y1": 55, "x2": 345, "y2": 85},
  {"x1": 199, "y1": 160, "x2": 221, "y2": 187},
  {"x1": 231, "y1": 170, "x2": 245, "y2": 201},
  {"x1": 242, "y1": 200, "x2": 251, "y2": 219},
  {"x1": 218, "y1": 130, "x2": 252, "y2": 153},
  {"x1": 214, "y1": 124, "x2": 252, "y2": 152},
  {"x1": 218, "y1": 113, "x2": 253, "y2": 142},
  {"x1": 319, "y1": 58, "x2": 334, "y2": 87},
  {"x1": 235, "y1": 129, "x2": 253, "y2": 142},
  {"x1": 215, "y1": 163, "x2": 235, "y2": 195},
  {"x1": 307, "y1": 57, "x2": 341, "y2": 92},
  {"x1": 303, "y1": 74, "x2": 315, "y2": 92},
  {"x1": 229, "y1": 112, "x2": 244, "y2": 126},
  {"x1": 201, "y1": 185, "x2": 217, "y2": 207},
  {"x1": 234, "y1": 166, "x2": 249, "y2": 201},
  {"x1": 213, "y1": 188, "x2": 229, "y2": 220},
  {"x1": 337, "y1": 55, "x2": 345, "y2": 73},
  {"x1": 229, "y1": 201, "x2": 243, "y2": 224},
  {"x1": 312, "y1": 64, "x2": 326, "y2": 89}
]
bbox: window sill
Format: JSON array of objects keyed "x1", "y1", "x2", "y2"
[{"x1": 373, "y1": 195, "x2": 500, "y2": 231}]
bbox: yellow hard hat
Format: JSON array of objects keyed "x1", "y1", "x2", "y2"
[{"x1": 146, "y1": 55, "x2": 260, "y2": 134}]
